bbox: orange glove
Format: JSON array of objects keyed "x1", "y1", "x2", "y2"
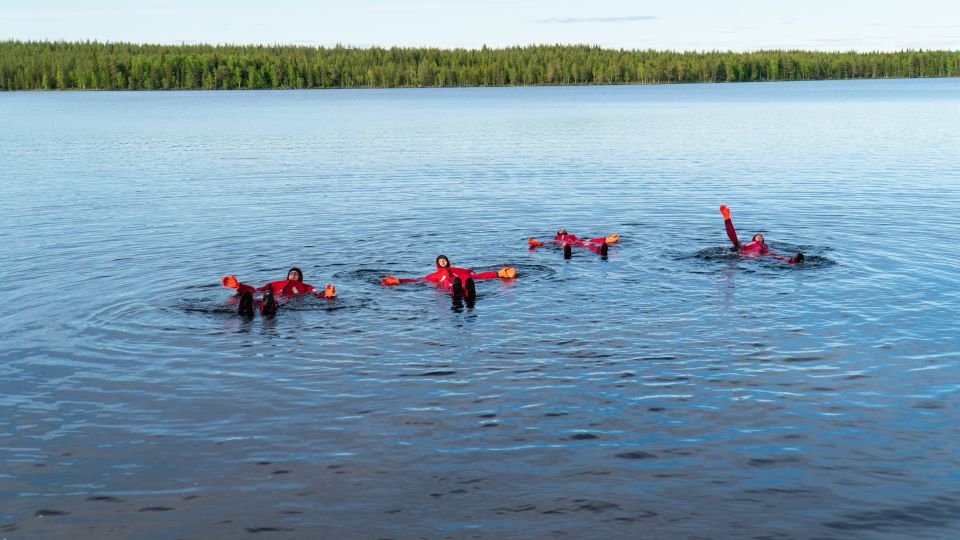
[
  {"x1": 322, "y1": 283, "x2": 336, "y2": 298},
  {"x1": 720, "y1": 204, "x2": 731, "y2": 220},
  {"x1": 381, "y1": 275, "x2": 400, "y2": 286},
  {"x1": 605, "y1": 234, "x2": 620, "y2": 244},
  {"x1": 528, "y1": 238, "x2": 543, "y2": 247},
  {"x1": 497, "y1": 266, "x2": 517, "y2": 279},
  {"x1": 221, "y1": 275, "x2": 240, "y2": 289}
]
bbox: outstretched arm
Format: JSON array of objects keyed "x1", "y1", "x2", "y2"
[
  {"x1": 294, "y1": 282, "x2": 317, "y2": 294},
  {"x1": 528, "y1": 237, "x2": 549, "y2": 248},
  {"x1": 469, "y1": 266, "x2": 517, "y2": 280},
  {"x1": 381, "y1": 275, "x2": 426, "y2": 286},
  {"x1": 720, "y1": 205, "x2": 741, "y2": 249},
  {"x1": 381, "y1": 269, "x2": 450, "y2": 286},
  {"x1": 221, "y1": 275, "x2": 256, "y2": 294},
  {"x1": 587, "y1": 234, "x2": 620, "y2": 244}
]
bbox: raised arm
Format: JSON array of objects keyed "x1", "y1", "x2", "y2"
[{"x1": 720, "y1": 205, "x2": 741, "y2": 249}]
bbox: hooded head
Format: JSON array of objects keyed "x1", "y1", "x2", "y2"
[
  {"x1": 556, "y1": 228, "x2": 568, "y2": 238},
  {"x1": 751, "y1": 233, "x2": 765, "y2": 244},
  {"x1": 435, "y1": 255, "x2": 450, "y2": 269},
  {"x1": 287, "y1": 267, "x2": 304, "y2": 282}
]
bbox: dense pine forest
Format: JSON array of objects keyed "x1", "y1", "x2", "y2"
[{"x1": 2, "y1": 41, "x2": 958, "y2": 90}]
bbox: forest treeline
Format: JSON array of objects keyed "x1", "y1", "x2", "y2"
[{"x1": 2, "y1": 41, "x2": 959, "y2": 90}]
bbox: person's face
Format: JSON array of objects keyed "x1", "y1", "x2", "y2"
[
  {"x1": 752, "y1": 234, "x2": 764, "y2": 243},
  {"x1": 437, "y1": 257, "x2": 449, "y2": 268},
  {"x1": 288, "y1": 270, "x2": 302, "y2": 281},
  {"x1": 557, "y1": 229, "x2": 567, "y2": 236}
]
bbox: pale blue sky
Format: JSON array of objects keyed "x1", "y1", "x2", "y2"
[{"x1": 2, "y1": 0, "x2": 958, "y2": 51}]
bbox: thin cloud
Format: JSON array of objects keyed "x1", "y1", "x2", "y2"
[{"x1": 538, "y1": 15, "x2": 657, "y2": 24}]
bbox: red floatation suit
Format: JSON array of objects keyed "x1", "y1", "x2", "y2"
[
  {"x1": 547, "y1": 233, "x2": 609, "y2": 253},
  {"x1": 724, "y1": 217, "x2": 797, "y2": 264},
  {"x1": 236, "y1": 279, "x2": 317, "y2": 297},
  {"x1": 396, "y1": 261, "x2": 500, "y2": 290}
]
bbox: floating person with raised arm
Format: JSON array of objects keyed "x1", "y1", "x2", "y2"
[
  {"x1": 221, "y1": 267, "x2": 336, "y2": 317},
  {"x1": 528, "y1": 229, "x2": 620, "y2": 258},
  {"x1": 380, "y1": 255, "x2": 516, "y2": 302},
  {"x1": 719, "y1": 205, "x2": 804, "y2": 264}
]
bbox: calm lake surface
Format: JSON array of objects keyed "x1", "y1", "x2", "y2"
[{"x1": 2, "y1": 79, "x2": 959, "y2": 539}]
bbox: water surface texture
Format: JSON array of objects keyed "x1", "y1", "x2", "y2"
[{"x1": 2, "y1": 80, "x2": 960, "y2": 539}]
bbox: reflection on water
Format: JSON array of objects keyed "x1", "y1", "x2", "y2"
[{"x1": 2, "y1": 79, "x2": 960, "y2": 539}]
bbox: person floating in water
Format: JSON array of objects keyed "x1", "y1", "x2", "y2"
[
  {"x1": 380, "y1": 255, "x2": 516, "y2": 302},
  {"x1": 528, "y1": 229, "x2": 620, "y2": 258},
  {"x1": 221, "y1": 267, "x2": 335, "y2": 317},
  {"x1": 720, "y1": 205, "x2": 804, "y2": 264}
]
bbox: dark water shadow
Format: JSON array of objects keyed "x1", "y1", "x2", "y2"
[{"x1": 824, "y1": 490, "x2": 960, "y2": 533}]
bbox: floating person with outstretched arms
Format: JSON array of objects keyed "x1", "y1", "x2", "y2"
[
  {"x1": 222, "y1": 267, "x2": 335, "y2": 317},
  {"x1": 528, "y1": 229, "x2": 620, "y2": 258},
  {"x1": 720, "y1": 205, "x2": 804, "y2": 264},
  {"x1": 380, "y1": 255, "x2": 516, "y2": 302}
]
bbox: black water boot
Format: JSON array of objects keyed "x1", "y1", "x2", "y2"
[
  {"x1": 452, "y1": 277, "x2": 463, "y2": 302},
  {"x1": 465, "y1": 277, "x2": 476, "y2": 305},
  {"x1": 563, "y1": 244, "x2": 572, "y2": 259},
  {"x1": 237, "y1": 291, "x2": 254, "y2": 317},
  {"x1": 600, "y1": 241, "x2": 608, "y2": 257},
  {"x1": 261, "y1": 288, "x2": 277, "y2": 318}
]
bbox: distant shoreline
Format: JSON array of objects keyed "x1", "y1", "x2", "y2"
[
  {"x1": 3, "y1": 76, "x2": 956, "y2": 94},
  {"x1": 2, "y1": 41, "x2": 958, "y2": 91}
]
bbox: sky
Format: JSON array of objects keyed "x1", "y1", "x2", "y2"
[{"x1": 1, "y1": 0, "x2": 958, "y2": 51}]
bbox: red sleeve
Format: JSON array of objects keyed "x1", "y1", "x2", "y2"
[
  {"x1": 299, "y1": 282, "x2": 317, "y2": 293},
  {"x1": 567, "y1": 235, "x2": 589, "y2": 247},
  {"x1": 587, "y1": 236, "x2": 606, "y2": 244},
  {"x1": 422, "y1": 270, "x2": 444, "y2": 283},
  {"x1": 395, "y1": 270, "x2": 441, "y2": 284},
  {"x1": 237, "y1": 283, "x2": 256, "y2": 294},
  {"x1": 724, "y1": 219, "x2": 741, "y2": 248},
  {"x1": 256, "y1": 282, "x2": 275, "y2": 292},
  {"x1": 470, "y1": 271, "x2": 499, "y2": 280}
]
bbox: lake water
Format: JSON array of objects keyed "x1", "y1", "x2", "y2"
[{"x1": 2, "y1": 79, "x2": 959, "y2": 539}]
